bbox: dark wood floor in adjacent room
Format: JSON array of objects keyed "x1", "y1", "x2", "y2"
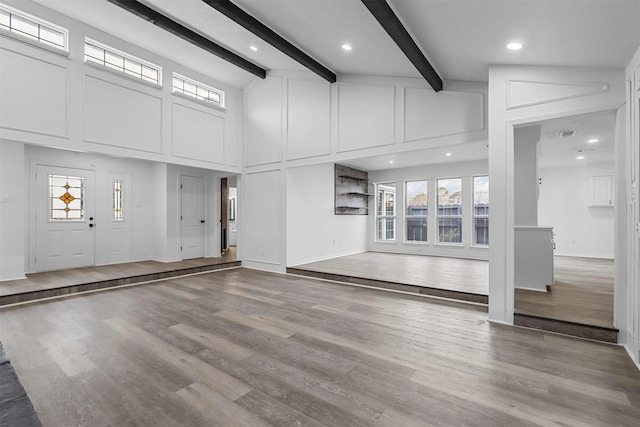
[{"x1": 0, "y1": 268, "x2": 638, "y2": 426}]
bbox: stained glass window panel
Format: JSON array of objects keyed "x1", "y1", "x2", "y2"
[
  {"x1": 113, "y1": 180, "x2": 123, "y2": 220},
  {"x1": 49, "y1": 174, "x2": 84, "y2": 221}
]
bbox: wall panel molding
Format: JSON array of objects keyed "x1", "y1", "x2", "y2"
[
  {"x1": 337, "y1": 82, "x2": 395, "y2": 153},
  {"x1": 507, "y1": 79, "x2": 609, "y2": 110},
  {"x1": 171, "y1": 102, "x2": 224, "y2": 164},
  {"x1": 286, "y1": 78, "x2": 331, "y2": 160},
  {"x1": 245, "y1": 76, "x2": 283, "y2": 166},
  {"x1": 0, "y1": 48, "x2": 69, "y2": 138},
  {"x1": 83, "y1": 75, "x2": 162, "y2": 153},
  {"x1": 403, "y1": 87, "x2": 484, "y2": 143}
]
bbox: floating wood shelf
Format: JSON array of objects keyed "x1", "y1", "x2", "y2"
[
  {"x1": 335, "y1": 164, "x2": 369, "y2": 215},
  {"x1": 338, "y1": 175, "x2": 369, "y2": 184},
  {"x1": 344, "y1": 192, "x2": 373, "y2": 198}
]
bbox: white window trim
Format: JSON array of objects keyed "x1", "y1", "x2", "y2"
[
  {"x1": 84, "y1": 38, "x2": 163, "y2": 87},
  {"x1": 436, "y1": 177, "x2": 463, "y2": 245},
  {"x1": 473, "y1": 175, "x2": 489, "y2": 247},
  {"x1": 375, "y1": 183, "x2": 397, "y2": 242},
  {"x1": 172, "y1": 91, "x2": 227, "y2": 112},
  {"x1": 404, "y1": 180, "x2": 428, "y2": 244},
  {"x1": 84, "y1": 60, "x2": 163, "y2": 90},
  {"x1": 0, "y1": 3, "x2": 69, "y2": 54},
  {"x1": 172, "y1": 72, "x2": 225, "y2": 109}
]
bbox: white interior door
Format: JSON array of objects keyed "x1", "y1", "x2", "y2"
[
  {"x1": 36, "y1": 166, "x2": 95, "y2": 271},
  {"x1": 181, "y1": 175, "x2": 205, "y2": 259}
]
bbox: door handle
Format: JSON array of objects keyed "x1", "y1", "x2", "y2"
[
  {"x1": 201, "y1": 220, "x2": 205, "y2": 223},
  {"x1": 89, "y1": 223, "x2": 94, "y2": 228}
]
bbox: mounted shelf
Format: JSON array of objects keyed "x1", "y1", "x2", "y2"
[
  {"x1": 335, "y1": 164, "x2": 369, "y2": 215},
  {"x1": 338, "y1": 175, "x2": 369, "y2": 184},
  {"x1": 344, "y1": 192, "x2": 373, "y2": 198}
]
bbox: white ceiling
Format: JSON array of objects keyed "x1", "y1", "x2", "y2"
[
  {"x1": 535, "y1": 110, "x2": 616, "y2": 168},
  {"x1": 32, "y1": 0, "x2": 640, "y2": 88},
  {"x1": 29, "y1": 0, "x2": 637, "y2": 171}
]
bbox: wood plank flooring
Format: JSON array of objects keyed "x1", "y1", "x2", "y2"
[
  {"x1": 291, "y1": 252, "x2": 488, "y2": 302},
  {"x1": 515, "y1": 256, "x2": 614, "y2": 329},
  {"x1": 1, "y1": 267, "x2": 638, "y2": 426},
  {"x1": 0, "y1": 248, "x2": 237, "y2": 306}
]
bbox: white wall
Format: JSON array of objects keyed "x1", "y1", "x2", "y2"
[
  {"x1": 539, "y1": 163, "x2": 615, "y2": 258},
  {"x1": 514, "y1": 125, "x2": 541, "y2": 226},
  {"x1": 488, "y1": 65, "x2": 626, "y2": 325},
  {"x1": 368, "y1": 160, "x2": 489, "y2": 260},
  {"x1": 0, "y1": 140, "x2": 25, "y2": 280},
  {"x1": 242, "y1": 169, "x2": 284, "y2": 272},
  {"x1": 286, "y1": 163, "x2": 367, "y2": 266},
  {"x1": 0, "y1": 0, "x2": 242, "y2": 173},
  {"x1": 622, "y1": 44, "x2": 640, "y2": 366},
  {"x1": 242, "y1": 72, "x2": 488, "y2": 271},
  {"x1": 24, "y1": 145, "x2": 156, "y2": 271}
]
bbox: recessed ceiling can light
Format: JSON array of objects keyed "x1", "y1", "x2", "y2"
[
  {"x1": 250, "y1": 45, "x2": 258, "y2": 51},
  {"x1": 576, "y1": 156, "x2": 585, "y2": 160},
  {"x1": 446, "y1": 152, "x2": 452, "y2": 157},
  {"x1": 507, "y1": 42, "x2": 523, "y2": 50},
  {"x1": 389, "y1": 160, "x2": 394, "y2": 164},
  {"x1": 341, "y1": 44, "x2": 352, "y2": 51},
  {"x1": 588, "y1": 138, "x2": 599, "y2": 143}
]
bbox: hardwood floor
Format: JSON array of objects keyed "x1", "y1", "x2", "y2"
[
  {"x1": 1, "y1": 267, "x2": 638, "y2": 426},
  {"x1": 291, "y1": 252, "x2": 488, "y2": 302},
  {"x1": 515, "y1": 256, "x2": 614, "y2": 328},
  {"x1": 0, "y1": 248, "x2": 237, "y2": 306}
]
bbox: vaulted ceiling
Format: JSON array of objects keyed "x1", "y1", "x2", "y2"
[{"x1": 32, "y1": 0, "x2": 640, "y2": 89}]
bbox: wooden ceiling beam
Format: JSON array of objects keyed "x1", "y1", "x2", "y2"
[
  {"x1": 202, "y1": 0, "x2": 336, "y2": 83},
  {"x1": 106, "y1": 0, "x2": 266, "y2": 79},
  {"x1": 361, "y1": 0, "x2": 443, "y2": 91}
]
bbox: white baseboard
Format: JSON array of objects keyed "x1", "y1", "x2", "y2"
[
  {"x1": 0, "y1": 274, "x2": 26, "y2": 282},
  {"x1": 287, "y1": 249, "x2": 366, "y2": 267},
  {"x1": 624, "y1": 343, "x2": 640, "y2": 371}
]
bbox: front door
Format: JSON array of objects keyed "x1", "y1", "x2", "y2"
[
  {"x1": 181, "y1": 175, "x2": 205, "y2": 259},
  {"x1": 36, "y1": 166, "x2": 95, "y2": 271}
]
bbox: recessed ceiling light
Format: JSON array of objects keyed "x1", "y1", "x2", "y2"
[
  {"x1": 341, "y1": 44, "x2": 352, "y2": 51},
  {"x1": 576, "y1": 156, "x2": 585, "y2": 160},
  {"x1": 587, "y1": 138, "x2": 599, "y2": 143},
  {"x1": 446, "y1": 152, "x2": 452, "y2": 157},
  {"x1": 389, "y1": 160, "x2": 394, "y2": 164},
  {"x1": 507, "y1": 42, "x2": 523, "y2": 50},
  {"x1": 249, "y1": 45, "x2": 258, "y2": 51}
]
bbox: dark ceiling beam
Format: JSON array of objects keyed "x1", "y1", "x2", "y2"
[
  {"x1": 361, "y1": 0, "x2": 442, "y2": 92},
  {"x1": 106, "y1": 0, "x2": 266, "y2": 79},
  {"x1": 202, "y1": 0, "x2": 336, "y2": 83}
]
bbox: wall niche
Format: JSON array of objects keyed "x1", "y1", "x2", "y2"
[{"x1": 334, "y1": 164, "x2": 370, "y2": 215}]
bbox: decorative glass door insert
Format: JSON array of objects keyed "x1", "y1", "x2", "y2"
[{"x1": 48, "y1": 174, "x2": 85, "y2": 221}]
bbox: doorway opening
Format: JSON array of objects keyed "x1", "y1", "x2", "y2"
[{"x1": 513, "y1": 110, "x2": 617, "y2": 341}]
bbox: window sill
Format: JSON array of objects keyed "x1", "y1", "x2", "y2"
[
  {"x1": 171, "y1": 91, "x2": 226, "y2": 113},
  {"x1": 0, "y1": 29, "x2": 69, "y2": 57},
  {"x1": 403, "y1": 241, "x2": 428, "y2": 245},
  {"x1": 434, "y1": 243, "x2": 464, "y2": 248},
  {"x1": 84, "y1": 61, "x2": 163, "y2": 90},
  {"x1": 373, "y1": 240, "x2": 398, "y2": 244},
  {"x1": 470, "y1": 245, "x2": 489, "y2": 249}
]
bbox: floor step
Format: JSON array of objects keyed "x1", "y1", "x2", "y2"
[
  {"x1": 287, "y1": 267, "x2": 488, "y2": 305},
  {"x1": 514, "y1": 312, "x2": 618, "y2": 343},
  {"x1": 0, "y1": 261, "x2": 241, "y2": 307}
]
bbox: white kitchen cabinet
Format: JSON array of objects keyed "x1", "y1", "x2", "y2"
[
  {"x1": 588, "y1": 175, "x2": 614, "y2": 207},
  {"x1": 515, "y1": 226, "x2": 554, "y2": 292}
]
